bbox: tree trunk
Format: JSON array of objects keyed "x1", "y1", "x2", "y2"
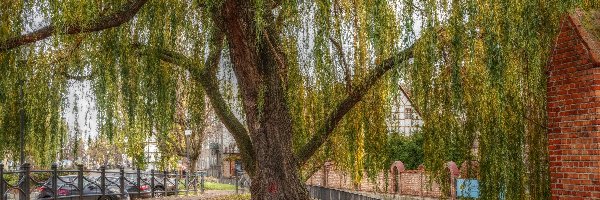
[
  {"x1": 249, "y1": 147, "x2": 309, "y2": 200},
  {"x1": 247, "y1": 82, "x2": 309, "y2": 199},
  {"x1": 189, "y1": 156, "x2": 198, "y2": 173},
  {"x1": 219, "y1": 0, "x2": 310, "y2": 199}
]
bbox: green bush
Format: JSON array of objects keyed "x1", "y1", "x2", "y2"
[{"x1": 387, "y1": 130, "x2": 424, "y2": 170}]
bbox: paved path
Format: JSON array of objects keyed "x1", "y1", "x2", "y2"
[{"x1": 146, "y1": 190, "x2": 239, "y2": 200}]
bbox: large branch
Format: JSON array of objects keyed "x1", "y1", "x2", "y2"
[
  {"x1": 0, "y1": 0, "x2": 148, "y2": 52},
  {"x1": 150, "y1": 42, "x2": 256, "y2": 169},
  {"x1": 296, "y1": 44, "x2": 415, "y2": 166}
]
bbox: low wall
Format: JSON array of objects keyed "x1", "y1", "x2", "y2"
[
  {"x1": 396, "y1": 170, "x2": 442, "y2": 197},
  {"x1": 306, "y1": 161, "x2": 463, "y2": 199}
]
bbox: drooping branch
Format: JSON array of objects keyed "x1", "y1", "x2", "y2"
[
  {"x1": 296, "y1": 44, "x2": 415, "y2": 166},
  {"x1": 0, "y1": 0, "x2": 148, "y2": 52}
]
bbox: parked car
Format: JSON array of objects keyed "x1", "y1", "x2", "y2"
[
  {"x1": 35, "y1": 175, "x2": 128, "y2": 200},
  {"x1": 108, "y1": 174, "x2": 174, "y2": 199},
  {"x1": 146, "y1": 174, "x2": 177, "y2": 196},
  {"x1": 84, "y1": 170, "x2": 190, "y2": 199},
  {"x1": 99, "y1": 176, "x2": 150, "y2": 199}
]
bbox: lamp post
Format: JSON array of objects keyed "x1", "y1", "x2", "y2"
[
  {"x1": 184, "y1": 130, "x2": 192, "y2": 172},
  {"x1": 19, "y1": 79, "x2": 25, "y2": 166}
]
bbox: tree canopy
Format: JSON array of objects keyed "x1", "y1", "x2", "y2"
[{"x1": 1, "y1": 0, "x2": 599, "y2": 199}]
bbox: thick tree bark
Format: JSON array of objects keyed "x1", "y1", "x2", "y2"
[
  {"x1": 246, "y1": 80, "x2": 308, "y2": 199},
  {"x1": 219, "y1": 0, "x2": 309, "y2": 199}
]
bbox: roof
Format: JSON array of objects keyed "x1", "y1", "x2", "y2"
[{"x1": 569, "y1": 9, "x2": 600, "y2": 65}]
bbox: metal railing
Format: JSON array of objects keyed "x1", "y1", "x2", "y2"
[
  {"x1": 307, "y1": 185, "x2": 381, "y2": 200},
  {"x1": 0, "y1": 163, "x2": 206, "y2": 200}
]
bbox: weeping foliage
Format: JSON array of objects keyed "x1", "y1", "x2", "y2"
[
  {"x1": 408, "y1": 0, "x2": 599, "y2": 199},
  {"x1": 0, "y1": 1, "x2": 70, "y2": 166},
  {"x1": 0, "y1": 0, "x2": 211, "y2": 168},
  {"x1": 1, "y1": 0, "x2": 599, "y2": 198},
  {"x1": 287, "y1": 0, "x2": 397, "y2": 185}
]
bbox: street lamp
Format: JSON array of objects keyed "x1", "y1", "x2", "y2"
[
  {"x1": 19, "y1": 79, "x2": 25, "y2": 166},
  {"x1": 184, "y1": 130, "x2": 192, "y2": 172}
]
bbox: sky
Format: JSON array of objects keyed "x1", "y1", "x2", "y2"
[{"x1": 64, "y1": 79, "x2": 98, "y2": 147}]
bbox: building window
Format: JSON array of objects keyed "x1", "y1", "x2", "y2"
[{"x1": 405, "y1": 108, "x2": 413, "y2": 120}]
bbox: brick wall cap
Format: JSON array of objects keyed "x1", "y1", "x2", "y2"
[
  {"x1": 390, "y1": 161, "x2": 405, "y2": 173},
  {"x1": 568, "y1": 9, "x2": 600, "y2": 67},
  {"x1": 446, "y1": 161, "x2": 460, "y2": 177}
]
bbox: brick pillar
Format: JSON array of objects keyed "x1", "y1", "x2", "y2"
[{"x1": 547, "y1": 11, "x2": 600, "y2": 199}]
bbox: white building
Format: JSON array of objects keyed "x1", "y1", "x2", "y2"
[
  {"x1": 144, "y1": 134, "x2": 161, "y2": 170},
  {"x1": 387, "y1": 86, "x2": 423, "y2": 136},
  {"x1": 197, "y1": 120, "x2": 239, "y2": 177}
]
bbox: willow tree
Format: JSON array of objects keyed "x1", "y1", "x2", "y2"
[{"x1": 2, "y1": 0, "x2": 598, "y2": 199}]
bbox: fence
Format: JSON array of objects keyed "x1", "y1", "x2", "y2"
[
  {"x1": 307, "y1": 185, "x2": 381, "y2": 200},
  {"x1": 0, "y1": 163, "x2": 205, "y2": 200}
]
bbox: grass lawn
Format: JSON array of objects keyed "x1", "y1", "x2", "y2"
[
  {"x1": 204, "y1": 182, "x2": 237, "y2": 190},
  {"x1": 206, "y1": 194, "x2": 251, "y2": 200}
]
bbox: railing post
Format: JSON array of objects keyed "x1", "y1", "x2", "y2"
[
  {"x1": 150, "y1": 169, "x2": 155, "y2": 198},
  {"x1": 200, "y1": 172, "x2": 204, "y2": 194},
  {"x1": 22, "y1": 163, "x2": 31, "y2": 200},
  {"x1": 77, "y1": 164, "x2": 83, "y2": 200},
  {"x1": 100, "y1": 165, "x2": 106, "y2": 196},
  {"x1": 136, "y1": 168, "x2": 141, "y2": 197},
  {"x1": 235, "y1": 174, "x2": 239, "y2": 195},
  {"x1": 0, "y1": 164, "x2": 4, "y2": 200},
  {"x1": 163, "y1": 170, "x2": 167, "y2": 196},
  {"x1": 51, "y1": 163, "x2": 58, "y2": 200},
  {"x1": 184, "y1": 170, "x2": 188, "y2": 196},
  {"x1": 193, "y1": 172, "x2": 197, "y2": 195},
  {"x1": 174, "y1": 170, "x2": 179, "y2": 196},
  {"x1": 119, "y1": 166, "x2": 125, "y2": 199}
]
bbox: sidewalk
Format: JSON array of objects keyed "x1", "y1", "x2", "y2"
[{"x1": 146, "y1": 190, "x2": 240, "y2": 200}]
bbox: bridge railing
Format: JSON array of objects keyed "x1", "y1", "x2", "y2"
[{"x1": 0, "y1": 163, "x2": 205, "y2": 200}]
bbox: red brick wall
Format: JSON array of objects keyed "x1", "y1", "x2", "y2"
[
  {"x1": 397, "y1": 170, "x2": 442, "y2": 197},
  {"x1": 306, "y1": 161, "x2": 453, "y2": 198},
  {"x1": 547, "y1": 16, "x2": 600, "y2": 199}
]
